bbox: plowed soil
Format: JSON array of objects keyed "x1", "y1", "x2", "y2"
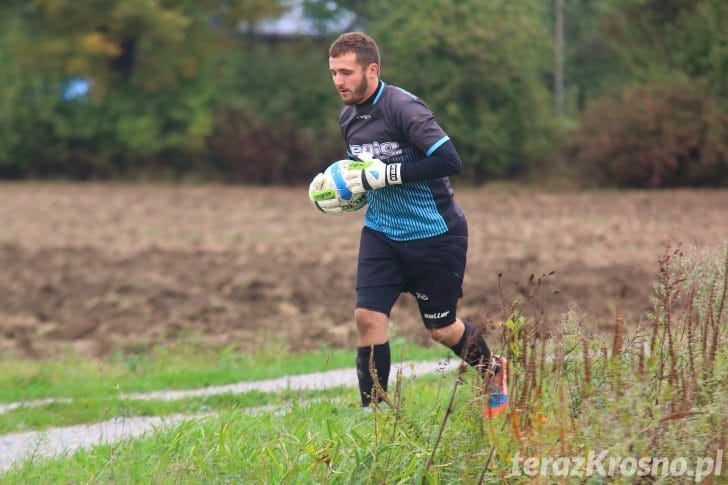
[{"x1": 1, "y1": 183, "x2": 726, "y2": 358}]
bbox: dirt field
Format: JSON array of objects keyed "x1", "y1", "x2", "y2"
[{"x1": 0, "y1": 183, "x2": 726, "y2": 359}]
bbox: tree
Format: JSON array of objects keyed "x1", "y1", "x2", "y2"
[
  {"x1": 364, "y1": 0, "x2": 555, "y2": 180},
  {"x1": 599, "y1": 0, "x2": 728, "y2": 97},
  {"x1": 553, "y1": 0, "x2": 728, "y2": 188},
  {"x1": 0, "y1": 0, "x2": 287, "y2": 177},
  {"x1": 559, "y1": 0, "x2": 627, "y2": 112}
]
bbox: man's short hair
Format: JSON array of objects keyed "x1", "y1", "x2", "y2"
[{"x1": 329, "y1": 32, "x2": 381, "y2": 70}]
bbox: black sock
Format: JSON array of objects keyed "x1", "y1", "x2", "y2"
[
  {"x1": 449, "y1": 321, "x2": 492, "y2": 376},
  {"x1": 356, "y1": 342, "x2": 391, "y2": 407}
]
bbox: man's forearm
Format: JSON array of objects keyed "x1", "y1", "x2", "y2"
[{"x1": 399, "y1": 140, "x2": 462, "y2": 183}]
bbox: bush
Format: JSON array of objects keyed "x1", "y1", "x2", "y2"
[
  {"x1": 205, "y1": 109, "x2": 341, "y2": 184},
  {"x1": 560, "y1": 82, "x2": 728, "y2": 187}
]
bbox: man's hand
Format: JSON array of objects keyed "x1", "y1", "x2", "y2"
[
  {"x1": 342, "y1": 153, "x2": 402, "y2": 194},
  {"x1": 308, "y1": 172, "x2": 343, "y2": 215}
]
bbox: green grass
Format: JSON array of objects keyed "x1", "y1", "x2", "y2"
[
  {"x1": 1, "y1": 245, "x2": 726, "y2": 483},
  {"x1": 0, "y1": 388, "x2": 347, "y2": 435},
  {"x1": 0, "y1": 337, "x2": 448, "y2": 403},
  {"x1": 2, "y1": 373, "x2": 490, "y2": 484},
  {"x1": 6, "y1": 351, "x2": 724, "y2": 483},
  {"x1": 0, "y1": 337, "x2": 451, "y2": 434}
]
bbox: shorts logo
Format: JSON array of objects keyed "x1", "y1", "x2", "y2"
[
  {"x1": 424, "y1": 311, "x2": 450, "y2": 320},
  {"x1": 415, "y1": 292, "x2": 429, "y2": 301}
]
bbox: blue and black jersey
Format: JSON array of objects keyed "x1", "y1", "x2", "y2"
[{"x1": 339, "y1": 81, "x2": 466, "y2": 241}]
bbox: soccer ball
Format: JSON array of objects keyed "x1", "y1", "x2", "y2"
[{"x1": 315, "y1": 160, "x2": 367, "y2": 213}]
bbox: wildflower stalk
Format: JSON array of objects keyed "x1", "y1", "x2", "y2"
[{"x1": 422, "y1": 362, "x2": 467, "y2": 481}]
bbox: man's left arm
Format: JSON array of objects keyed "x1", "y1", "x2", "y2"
[
  {"x1": 399, "y1": 139, "x2": 461, "y2": 182},
  {"x1": 344, "y1": 139, "x2": 461, "y2": 192}
]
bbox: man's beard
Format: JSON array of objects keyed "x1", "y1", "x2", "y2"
[{"x1": 345, "y1": 76, "x2": 369, "y2": 105}]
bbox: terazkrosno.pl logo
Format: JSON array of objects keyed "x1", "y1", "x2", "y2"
[{"x1": 510, "y1": 450, "x2": 723, "y2": 482}]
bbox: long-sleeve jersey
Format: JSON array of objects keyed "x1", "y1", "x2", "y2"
[{"x1": 339, "y1": 81, "x2": 466, "y2": 241}]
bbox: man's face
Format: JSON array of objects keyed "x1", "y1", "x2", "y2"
[{"x1": 329, "y1": 52, "x2": 376, "y2": 105}]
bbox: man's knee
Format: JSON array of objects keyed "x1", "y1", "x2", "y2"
[
  {"x1": 427, "y1": 324, "x2": 453, "y2": 343},
  {"x1": 427, "y1": 318, "x2": 463, "y2": 347},
  {"x1": 355, "y1": 308, "x2": 388, "y2": 336}
]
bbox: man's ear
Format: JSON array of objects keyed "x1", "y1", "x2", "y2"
[{"x1": 367, "y1": 63, "x2": 380, "y2": 79}]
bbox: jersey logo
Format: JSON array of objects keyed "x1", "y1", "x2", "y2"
[{"x1": 349, "y1": 141, "x2": 401, "y2": 159}]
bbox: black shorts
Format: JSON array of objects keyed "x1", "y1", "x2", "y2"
[{"x1": 356, "y1": 219, "x2": 468, "y2": 329}]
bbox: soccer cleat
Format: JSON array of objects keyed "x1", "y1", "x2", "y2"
[{"x1": 483, "y1": 355, "x2": 509, "y2": 419}]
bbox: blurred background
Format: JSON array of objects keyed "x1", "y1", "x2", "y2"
[
  {"x1": 1, "y1": 0, "x2": 727, "y2": 359},
  {"x1": 1, "y1": 0, "x2": 726, "y2": 188}
]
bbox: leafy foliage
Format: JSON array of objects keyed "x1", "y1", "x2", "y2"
[
  {"x1": 0, "y1": 0, "x2": 727, "y2": 185},
  {"x1": 599, "y1": 0, "x2": 728, "y2": 97},
  {"x1": 561, "y1": 0, "x2": 627, "y2": 112},
  {"x1": 206, "y1": 38, "x2": 345, "y2": 180},
  {"x1": 560, "y1": 81, "x2": 728, "y2": 187},
  {"x1": 0, "y1": 0, "x2": 284, "y2": 179},
  {"x1": 364, "y1": 0, "x2": 556, "y2": 180}
]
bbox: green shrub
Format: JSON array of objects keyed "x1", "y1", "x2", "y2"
[{"x1": 561, "y1": 81, "x2": 728, "y2": 187}]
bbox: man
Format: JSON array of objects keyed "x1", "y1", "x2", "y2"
[{"x1": 309, "y1": 32, "x2": 508, "y2": 418}]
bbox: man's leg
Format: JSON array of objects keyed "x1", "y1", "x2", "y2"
[
  {"x1": 354, "y1": 228, "x2": 402, "y2": 408},
  {"x1": 429, "y1": 316, "x2": 508, "y2": 418},
  {"x1": 404, "y1": 220, "x2": 508, "y2": 417},
  {"x1": 355, "y1": 308, "x2": 390, "y2": 407},
  {"x1": 428, "y1": 317, "x2": 493, "y2": 374}
]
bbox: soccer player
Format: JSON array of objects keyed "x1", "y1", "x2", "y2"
[{"x1": 309, "y1": 32, "x2": 508, "y2": 418}]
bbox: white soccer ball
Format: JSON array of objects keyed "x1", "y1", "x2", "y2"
[{"x1": 320, "y1": 160, "x2": 367, "y2": 213}]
